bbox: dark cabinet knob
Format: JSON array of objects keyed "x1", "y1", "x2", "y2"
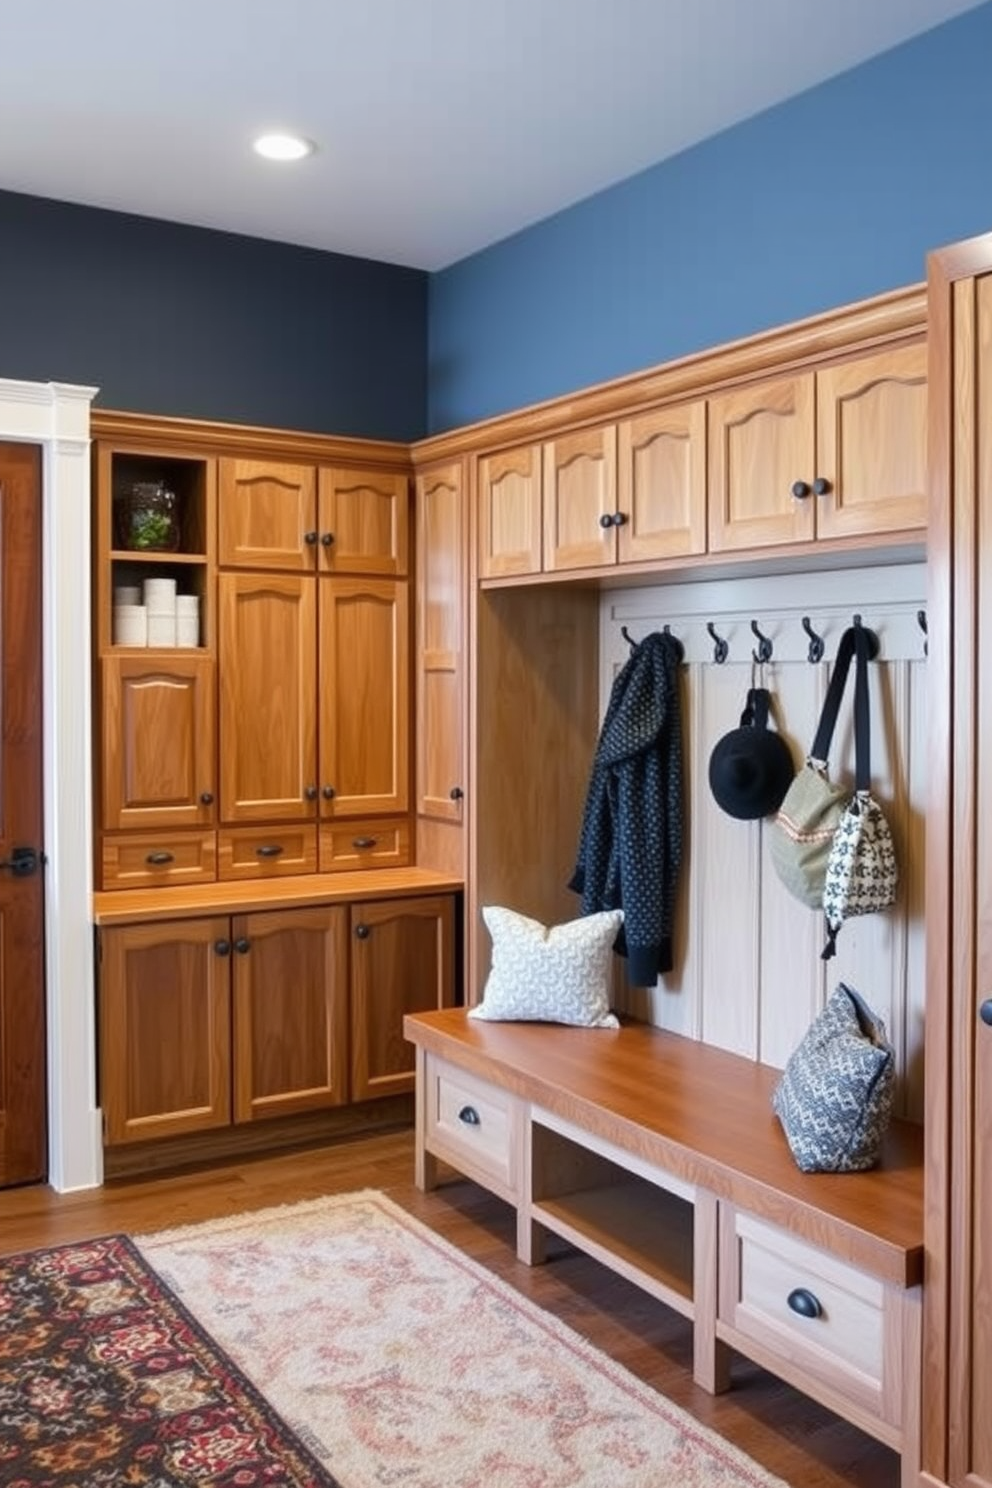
[
  {"x1": 612, "y1": 511, "x2": 628, "y2": 527},
  {"x1": 599, "y1": 513, "x2": 613, "y2": 529},
  {"x1": 215, "y1": 939, "x2": 231, "y2": 956},
  {"x1": 355, "y1": 923, "x2": 370, "y2": 939},
  {"x1": 352, "y1": 836, "x2": 377, "y2": 850},
  {"x1": 234, "y1": 937, "x2": 250, "y2": 954},
  {"x1": 255, "y1": 844, "x2": 284, "y2": 858},
  {"x1": 791, "y1": 480, "x2": 811, "y2": 500},
  {"x1": 303, "y1": 530, "x2": 318, "y2": 545},
  {"x1": 980, "y1": 999, "x2": 992, "y2": 1027},
  {"x1": 305, "y1": 785, "x2": 318, "y2": 801},
  {"x1": 812, "y1": 477, "x2": 832, "y2": 496},
  {"x1": 786, "y1": 1287, "x2": 823, "y2": 1320},
  {"x1": 322, "y1": 785, "x2": 335, "y2": 800},
  {"x1": 458, "y1": 1105, "x2": 480, "y2": 1126},
  {"x1": 320, "y1": 532, "x2": 335, "y2": 546},
  {"x1": 449, "y1": 786, "x2": 464, "y2": 800},
  {"x1": 145, "y1": 851, "x2": 174, "y2": 866},
  {"x1": 200, "y1": 791, "x2": 214, "y2": 805}
]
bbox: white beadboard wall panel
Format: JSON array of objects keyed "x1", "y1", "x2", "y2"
[{"x1": 600, "y1": 562, "x2": 927, "y2": 1118}]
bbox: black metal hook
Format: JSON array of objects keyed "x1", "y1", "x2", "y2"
[
  {"x1": 750, "y1": 619, "x2": 773, "y2": 664},
  {"x1": 661, "y1": 624, "x2": 685, "y2": 664},
  {"x1": 917, "y1": 608, "x2": 928, "y2": 657},
  {"x1": 801, "y1": 616, "x2": 825, "y2": 664},
  {"x1": 706, "y1": 622, "x2": 728, "y2": 664},
  {"x1": 620, "y1": 625, "x2": 638, "y2": 649},
  {"x1": 852, "y1": 613, "x2": 880, "y2": 660}
]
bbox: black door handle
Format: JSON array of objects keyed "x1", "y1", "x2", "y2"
[{"x1": 0, "y1": 846, "x2": 40, "y2": 876}]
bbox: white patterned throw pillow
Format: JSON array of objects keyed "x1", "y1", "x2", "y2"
[{"x1": 469, "y1": 906, "x2": 624, "y2": 1028}]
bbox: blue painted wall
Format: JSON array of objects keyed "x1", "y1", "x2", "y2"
[
  {"x1": 428, "y1": 1, "x2": 992, "y2": 433},
  {"x1": 0, "y1": 190, "x2": 428, "y2": 441}
]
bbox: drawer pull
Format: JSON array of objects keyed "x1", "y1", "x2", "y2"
[
  {"x1": 352, "y1": 836, "x2": 377, "y2": 850},
  {"x1": 786, "y1": 1287, "x2": 823, "y2": 1320},
  {"x1": 256, "y1": 844, "x2": 284, "y2": 858},
  {"x1": 458, "y1": 1105, "x2": 481, "y2": 1126},
  {"x1": 145, "y1": 851, "x2": 174, "y2": 866}
]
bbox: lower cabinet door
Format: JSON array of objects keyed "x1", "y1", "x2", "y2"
[
  {"x1": 99, "y1": 917, "x2": 232, "y2": 1144},
  {"x1": 231, "y1": 905, "x2": 349, "y2": 1122},
  {"x1": 350, "y1": 895, "x2": 455, "y2": 1100}
]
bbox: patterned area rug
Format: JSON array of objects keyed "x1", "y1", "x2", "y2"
[{"x1": 134, "y1": 1190, "x2": 788, "y2": 1488}]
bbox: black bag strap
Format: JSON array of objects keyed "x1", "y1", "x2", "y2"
[
  {"x1": 740, "y1": 687, "x2": 770, "y2": 730},
  {"x1": 852, "y1": 623, "x2": 872, "y2": 793},
  {"x1": 809, "y1": 625, "x2": 858, "y2": 764}
]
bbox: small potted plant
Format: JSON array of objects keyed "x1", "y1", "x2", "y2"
[{"x1": 113, "y1": 481, "x2": 181, "y2": 552}]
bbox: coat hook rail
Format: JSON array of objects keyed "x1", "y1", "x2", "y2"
[
  {"x1": 852, "y1": 613, "x2": 881, "y2": 660},
  {"x1": 801, "y1": 616, "x2": 825, "y2": 664},
  {"x1": 750, "y1": 619, "x2": 773, "y2": 664},
  {"x1": 707, "y1": 621, "x2": 729, "y2": 664}
]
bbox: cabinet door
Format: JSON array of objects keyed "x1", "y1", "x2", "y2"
[
  {"x1": 231, "y1": 906, "x2": 348, "y2": 1122},
  {"x1": 814, "y1": 342, "x2": 927, "y2": 541},
  {"x1": 617, "y1": 402, "x2": 707, "y2": 562},
  {"x1": 99, "y1": 918, "x2": 231, "y2": 1144},
  {"x1": 478, "y1": 446, "x2": 542, "y2": 578},
  {"x1": 350, "y1": 895, "x2": 455, "y2": 1100},
  {"x1": 218, "y1": 458, "x2": 317, "y2": 571},
  {"x1": 708, "y1": 374, "x2": 816, "y2": 552},
  {"x1": 319, "y1": 578, "x2": 409, "y2": 817},
  {"x1": 100, "y1": 654, "x2": 216, "y2": 831},
  {"x1": 416, "y1": 461, "x2": 466, "y2": 826},
  {"x1": 543, "y1": 426, "x2": 618, "y2": 572},
  {"x1": 218, "y1": 573, "x2": 317, "y2": 823},
  {"x1": 318, "y1": 466, "x2": 409, "y2": 577}
]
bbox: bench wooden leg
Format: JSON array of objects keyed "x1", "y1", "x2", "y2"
[
  {"x1": 694, "y1": 1189, "x2": 732, "y2": 1393},
  {"x1": 413, "y1": 1048, "x2": 438, "y2": 1192},
  {"x1": 899, "y1": 1287, "x2": 922, "y2": 1488}
]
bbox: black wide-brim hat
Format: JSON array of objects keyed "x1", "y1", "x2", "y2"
[{"x1": 708, "y1": 687, "x2": 795, "y2": 820}]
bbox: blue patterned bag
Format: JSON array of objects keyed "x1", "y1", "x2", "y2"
[{"x1": 772, "y1": 983, "x2": 895, "y2": 1173}]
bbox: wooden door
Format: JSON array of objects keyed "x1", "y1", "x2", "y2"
[
  {"x1": 707, "y1": 373, "x2": 816, "y2": 551},
  {"x1": 99, "y1": 918, "x2": 231, "y2": 1145},
  {"x1": 318, "y1": 466, "x2": 409, "y2": 576},
  {"x1": 350, "y1": 895, "x2": 454, "y2": 1100},
  {"x1": 478, "y1": 445, "x2": 543, "y2": 577},
  {"x1": 543, "y1": 426, "x2": 618, "y2": 572},
  {"x1": 217, "y1": 458, "x2": 317, "y2": 571},
  {"x1": 926, "y1": 244, "x2": 992, "y2": 1488},
  {"x1": 231, "y1": 905, "x2": 348, "y2": 1122},
  {"x1": 100, "y1": 654, "x2": 216, "y2": 831},
  {"x1": 815, "y1": 342, "x2": 928, "y2": 541},
  {"x1": 415, "y1": 462, "x2": 466, "y2": 829},
  {"x1": 617, "y1": 402, "x2": 707, "y2": 562},
  {"x1": 318, "y1": 578, "x2": 409, "y2": 817},
  {"x1": 0, "y1": 443, "x2": 45, "y2": 1187},
  {"x1": 217, "y1": 572, "x2": 317, "y2": 823}
]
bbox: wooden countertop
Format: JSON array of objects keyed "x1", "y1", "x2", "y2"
[
  {"x1": 405, "y1": 1007, "x2": 924, "y2": 1288},
  {"x1": 94, "y1": 867, "x2": 463, "y2": 925}
]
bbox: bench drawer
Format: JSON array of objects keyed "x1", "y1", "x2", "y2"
[
  {"x1": 424, "y1": 1055, "x2": 521, "y2": 1201},
  {"x1": 718, "y1": 1207, "x2": 900, "y2": 1431}
]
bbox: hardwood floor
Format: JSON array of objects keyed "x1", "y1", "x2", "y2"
[{"x1": 0, "y1": 1129, "x2": 898, "y2": 1488}]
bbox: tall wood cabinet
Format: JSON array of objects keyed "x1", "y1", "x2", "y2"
[{"x1": 924, "y1": 231, "x2": 992, "y2": 1488}]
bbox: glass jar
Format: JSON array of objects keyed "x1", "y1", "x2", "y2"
[{"x1": 113, "y1": 481, "x2": 181, "y2": 552}]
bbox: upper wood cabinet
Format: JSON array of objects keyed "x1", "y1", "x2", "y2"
[
  {"x1": 478, "y1": 445, "x2": 543, "y2": 577},
  {"x1": 617, "y1": 402, "x2": 707, "y2": 561},
  {"x1": 219, "y1": 458, "x2": 409, "y2": 575},
  {"x1": 708, "y1": 342, "x2": 926, "y2": 554},
  {"x1": 416, "y1": 461, "x2": 466, "y2": 826},
  {"x1": 542, "y1": 426, "x2": 618, "y2": 572}
]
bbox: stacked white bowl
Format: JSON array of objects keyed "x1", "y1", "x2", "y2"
[
  {"x1": 112, "y1": 585, "x2": 147, "y2": 646},
  {"x1": 143, "y1": 576, "x2": 177, "y2": 647}
]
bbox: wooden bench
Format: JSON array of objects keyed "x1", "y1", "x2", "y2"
[{"x1": 404, "y1": 1007, "x2": 924, "y2": 1486}]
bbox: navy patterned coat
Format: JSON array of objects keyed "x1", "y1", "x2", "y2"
[{"x1": 568, "y1": 630, "x2": 684, "y2": 985}]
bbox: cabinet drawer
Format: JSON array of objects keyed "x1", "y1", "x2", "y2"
[
  {"x1": 217, "y1": 825, "x2": 318, "y2": 880},
  {"x1": 719, "y1": 1207, "x2": 895, "y2": 1424},
  {"x1": 425, "y1": 1055, "x2": 521, "y2": 1199},
  {"x1": 101, "y1": 831, "x2": 217, "y2": 889},
  {"x1": 319, "y1": 818, "x2": 410, "y2": 871}
]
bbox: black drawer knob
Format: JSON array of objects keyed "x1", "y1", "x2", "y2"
[
  {"x1": 256, "y1": 844, "x2": 284, "y2": 858},
  {"x1": 980, "y1": 999, "x2": 992, "y2": 1027},
  {"x1": 449, "y1": 786, "x2": 464, "y2": 801},
  {"x1": 458, "y1": 1105, "x2": 481, "y2": 1126},
  {"x1": 812, "y1": 477, "x2": 832, "y2": 496},
  {"x1": 145, "y1": 851, "x2": 174, "y2": 866},
  {"x1": 786, "y1": 1287, "x2": 823, "y2": 1320},
  {"x1": 215, "y1": 939, "x2": 231, "y2": 957},
  {"x1": 321, "y1": 532, "x2": 335, "y2": 546},
  {"x1": 612, "y1": 511, "x2": 628, "y2": 527},
  {"x1": 322, "y1": 785, "x2": 335, "y2": 800},
  {"x1": 200, "y1": 791, "x2": 214, "y2": 805},
  {"x1": 305, "y1": 785, "x2": 318, "y2": 801},
  {"x1": 791, "y1": 480, "x2": 811, "y2": 500},
  {"x1": 599, "y1": 513, "x2": 613, "y2": 529},
  {"x1": 355, "y1": 923, "x2": 370, "y2": 940},
  {"x1": 352, "y1": 836, "x2": 377, "y2": 850},
  {"x1": 304, "y1": 530, "x2": 318, "y2": 545},
  {"x1": 234, "y1": 937, "x2": 250, "y2": 954}
]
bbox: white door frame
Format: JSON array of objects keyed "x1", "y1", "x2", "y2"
[{"x1": 0, "y1": 377, "x2": 102, "y2": 1191}]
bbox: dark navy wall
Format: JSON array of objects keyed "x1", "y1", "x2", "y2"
[
  {"x1": 0, "y1": 191, "x2": 428, "y2": 441},
  {"x1": 428, "y1": 0, "x2": 992, "y2": 433}
]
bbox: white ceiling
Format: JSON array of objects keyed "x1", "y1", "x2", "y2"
[{"x1": 1, "y1": 0, "x2": 985, "y2": 271}]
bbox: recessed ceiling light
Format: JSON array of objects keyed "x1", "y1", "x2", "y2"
[{"x1": 253, "y1": 133, "x2": 314, "y2": 162}]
